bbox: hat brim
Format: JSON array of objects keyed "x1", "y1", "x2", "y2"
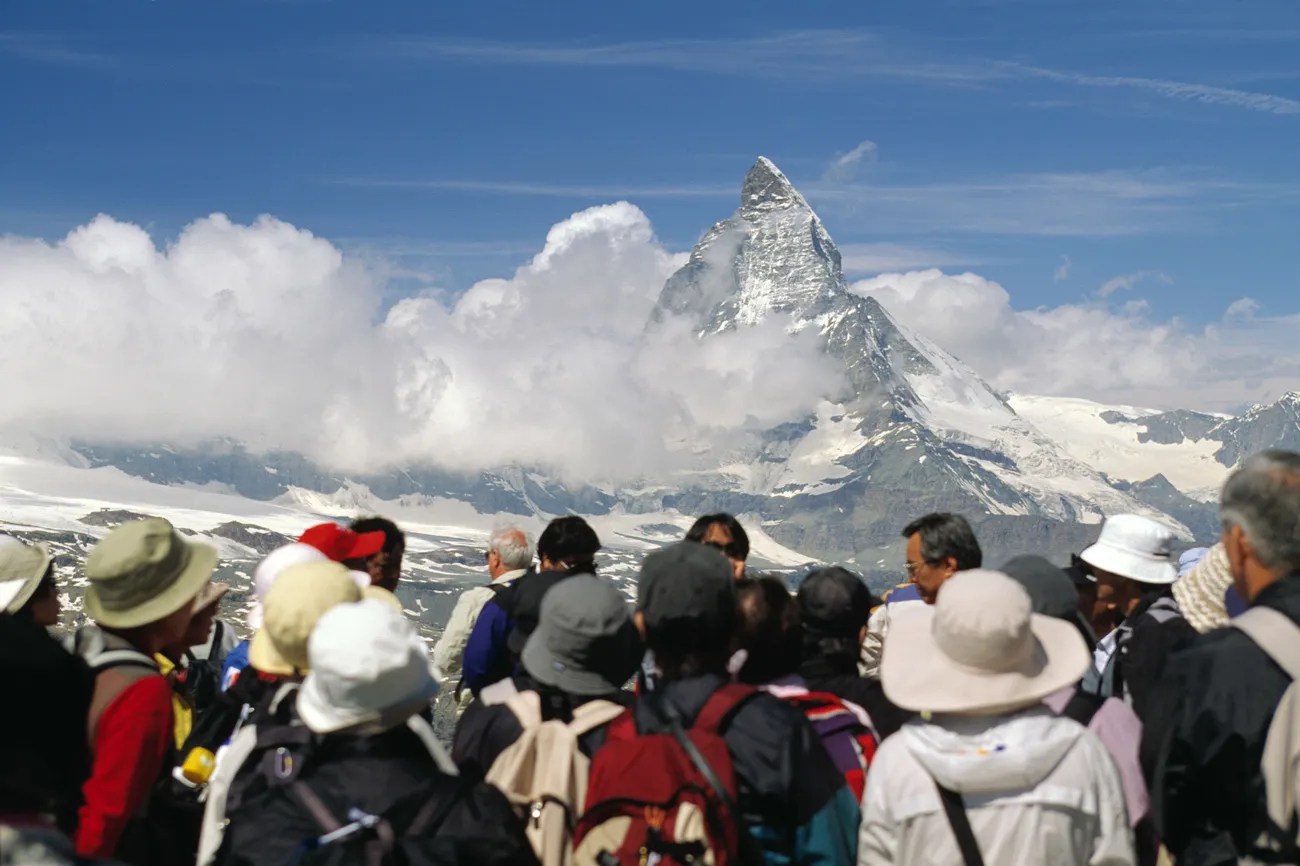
[
  {"x1": 193, "y1": 582, "x2": 230, "y2": 613},
  {"x1": 1080, "y1": 543, "x2": 1178, "y2": 585},
  {"x1": 881, "y1": 605, "x2": 1090, "y2": 715},
  {"x1": 295, "y1": 670, "x2": 440, "y2": 735},
  {"x1": 0, "y1": 544, "x2": 51, "y2": 614},
  {"x1": 347, "y1": 531, "x2": 386, "y2": 561},
  {"x1": 248, "y1": 628, "x2": 301, "y2": 677},
  {"x1": 521, "y1": 628, "x2": 639, "y2": 697},
  {"x1": 84, "y1": 541, "x2": 219, "y2": 629}
]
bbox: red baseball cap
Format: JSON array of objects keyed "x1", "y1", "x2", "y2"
[{"x1": 298, "y1": 523, "x2": 386, "y2": 563}]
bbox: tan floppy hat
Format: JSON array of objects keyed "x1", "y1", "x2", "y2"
[
  {"x1": 249, "y1": 561, "x2": 362, "y2": 676},
  {"x1": 84, "y1": 519, "x2": 219, "y2": 629},
  {"x1": 193, "y1": 581, "x2": 230, "y2": 614},
  {"x1": 882, "y1": 569, "x2": 1090, "y2": 715},
  {"x1": 361, "y1": 584, "x2": 403, "y2": 614},
  {"x1": 1173, "y1": 543, "x2": 1233, "y2": 634},
  {"x1": 0, "y1": 536, "x2": 53, "y2": 614}
]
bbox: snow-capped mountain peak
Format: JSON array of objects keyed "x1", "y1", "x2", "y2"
[{"x1": 741, "y1": 156, "x2": 813, "y2": 216}]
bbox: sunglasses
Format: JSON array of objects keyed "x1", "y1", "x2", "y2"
[{"x1": 704, "y1": 540, "x2": 743, "y2": 560}]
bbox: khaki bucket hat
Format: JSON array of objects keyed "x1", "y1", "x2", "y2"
[
  {"x1": 0, "y1": 535, "x2": 53, "y2": 614},
  {"x1": 249, "y1": 561, "x2": 362, "y2": 676},
  {"x1": 84, "y1": 519, "x2": 219, "y2": 629}
]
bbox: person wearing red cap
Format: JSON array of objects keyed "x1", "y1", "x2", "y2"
[{"x1": 298, "y1": 523, "x2": 387, "y2": 564}]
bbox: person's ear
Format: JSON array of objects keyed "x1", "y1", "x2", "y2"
[
  {"x1": 942, "y1": 556, "x2": 959, "y2": 577},
  {"x1": 858, "y1": 624, "x2": 869, "y2": 649},
  {"x1": 633, "y1": 610, "x2": 647, "y2": 639}
]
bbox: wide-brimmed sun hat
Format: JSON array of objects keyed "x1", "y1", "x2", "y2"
[
  {"x1": 1079, "y1": 514, "x2": 1178, "y2": 585},
  {"x1": 84, "y1": 519, "x2": 218, "y2": 629},
  {"x1": 248, "y1": 561, "x2": 362, "y2": 676},
  {"x1": 296, "y1": 598, "x2": 440, "y2": 735},
  {"x1": 881, "y1": 569, "x2": 1090, "y2": 715},
  {"x1": 0, "y1": 536, "x2": 52, "y2": 614}
]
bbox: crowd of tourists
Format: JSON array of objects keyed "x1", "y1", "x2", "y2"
[{"x1": 1, "y1": 449, "x2": 1298, "y2": 866}]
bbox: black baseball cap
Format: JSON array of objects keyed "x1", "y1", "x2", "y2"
[
  {"x1": 797, "y1": 567, "x2": 874, "y2": 638},
  {"x1": 637, "y1": 542, "x2": 736, "y2": 632}
]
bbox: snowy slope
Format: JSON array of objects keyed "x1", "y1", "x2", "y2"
[{"x1": 1010, "y1": 394, "x2": 1230, "y2": 496}]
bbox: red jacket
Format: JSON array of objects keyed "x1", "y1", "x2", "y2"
[{"x1": 76, "y1": 674, "x2": 173, "y2": 859}]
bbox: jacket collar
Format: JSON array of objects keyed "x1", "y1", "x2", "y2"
[{"x1": 490, "y1": 568, "x2": 528, "y2": 586}]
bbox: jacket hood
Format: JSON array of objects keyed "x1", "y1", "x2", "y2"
[{"x1": 902, "y1": 706, "x2": 1085, "y2": 796}]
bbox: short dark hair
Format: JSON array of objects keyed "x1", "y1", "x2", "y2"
[
  {"x1": 902, "y1": 513, "x2": 982, "y2": 571},
  {"x1": 536, "y1": 516, "x2": 601, "y2": 569},
  {"x1": 349, "y1": 516, "x2": 405, "y2": 554},
  {"x1": 685, "y1": 513, "x2": 750, "y2": 561},
  {"x1": 732, "y1": 577, "x2": 801, "y2": 684}
]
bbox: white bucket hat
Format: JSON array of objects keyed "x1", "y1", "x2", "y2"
[
  {"x1": 881, "y1": 569, "x2": 1090, "y2": 715},
  {"x1": 1080, "y1": 514, "x2": 1178, "y2": 585},
  {"x1": 296, "y1": 598, "x2": 439, "y2": 735},
  {"x1": 247, "y1": 543, "x2": 329, "y2": 629}
]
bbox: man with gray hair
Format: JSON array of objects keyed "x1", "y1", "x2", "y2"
[
  {"x1": 1144, "y1": 450, "x2": 1300, "y2": 866},
  {"x1": 432, "y1": 525, "x2": 534, "y2": 712}
]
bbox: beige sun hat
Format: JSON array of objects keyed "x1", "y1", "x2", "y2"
[
  {"x1": 881, "y1": 568, "x2": 1090, "y2": 715},
  {"x1": 361, "y1": 584, "x2": 404, "y2": 614},
  {"x1": 248, "y1": 561, "x2": 362, "y2": 676},
  {"x1": 84, "y1": 519, "x2": 219, "y2": 629},
  {"x1": 0, "y1": 535, "x2": 53, "y2": 614},
  {"x1": 1173, "y1": 543, "x2": 1233, "y2": 634}
]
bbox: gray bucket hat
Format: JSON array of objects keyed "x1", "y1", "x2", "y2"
[
  {"x1": 85, "y1": 518, "x2": 219, "y2": 629},
  {"x1": 522, "y1": 573, "x2": 642, "y2": 696}
]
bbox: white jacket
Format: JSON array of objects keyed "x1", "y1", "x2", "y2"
[
  {"x1": 859, "y1": 707, "x2": 1135, "y2": 866},
  {"x1": 430, "y1": 569, "x2": 527, "y2": 706}
]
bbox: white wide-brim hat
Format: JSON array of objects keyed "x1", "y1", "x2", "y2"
[
  {"x1": 1080, "y1": 513, "x2": 1179, "y2": 585},
  {"x1": 296, "y1": 599, "x2": 439, "y2": 735},
  {"x1": 882, "y1": 569, "x2": 1090, "y2": 715}
]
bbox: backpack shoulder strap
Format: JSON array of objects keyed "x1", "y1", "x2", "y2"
[
  {"x1": 694, "y1": 683, "x2": 759, "y2": 735},
  {"x1": 1234, "y1": 607, "x2": 1300, "y2": 680},
  {"x1": 568, "y1": 699, "x2": 626, "y2": 738},
  {"x1": 480, "y1": 677, "x2": 521, "y2": 707},
  {"x1": 935, "y1": 783, "x2": 986, "y2": 866},
  {"x1": 1058, "y1": 689, "x2": 1107, "y2": 727}
]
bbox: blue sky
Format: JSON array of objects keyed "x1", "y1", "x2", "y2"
[{"x1": 3, "y1": 0, "x2": 1299, "y2": 325}]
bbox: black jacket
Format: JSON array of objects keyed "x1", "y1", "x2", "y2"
[
  {"x1": 451, "y1": 673, "x2": 633, "y2": 776},
  {"x1": 216, "y1": 723, "x2": 536, "y2": 866},
  {"x1": 1142, "y1": 576, "x2": 1300, "y2": 866},
  {"x1": 1116, "y1": 589, "x2": 1197, "y2": 722},
  {"x1": 799, "y1": 652, "x2": 913, "y2": 740}
]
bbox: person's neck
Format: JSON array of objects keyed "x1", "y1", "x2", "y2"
[
  {"x1": 1245, "y1": 565, "x2": 1289, "y2": 603},
  {"x1": 100, "y1": 625, "x2": 164, "y2": 655}
]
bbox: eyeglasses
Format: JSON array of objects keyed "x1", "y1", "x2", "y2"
[{"x1": 905, "y1": 560, "x2": 937, "y2": 576}]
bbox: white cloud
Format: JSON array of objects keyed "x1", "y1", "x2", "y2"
[
  {"x1": 1097, "y1": 269, "x2": 1171, "y2": 298},
  {"x1": 838, "y1": 242, "x2": 980, "y2": 275},
  {"x1": 1225, "y1": 296, "x2": 1260, "y2": 320},
  {"x1": 850, "y1": 269, "x2": 1300, "y2": 412},
  {"x1": 1054, "y1": 255, "x2": 1072, "y2": 282},
  {"x1": 0, "y1": 207, "x2": 834, "y2": 481},
  {"x1": 824, "y1": 140, "x2": 878, "y2": 183}
]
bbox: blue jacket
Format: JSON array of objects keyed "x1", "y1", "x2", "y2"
[
  {"x1": 461, "y1": 598, "x2": 514, "y2": 695},
  {"x1": 220, "y1": 640, "x2": 250, "y2": 691}
]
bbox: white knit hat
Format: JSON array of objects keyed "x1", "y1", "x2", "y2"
[{"x1": 1172, "y1": 543, "x2": 1233, "y2": 634}]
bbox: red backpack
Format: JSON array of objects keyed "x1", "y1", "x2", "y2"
[
  {"x1": 783, "y1": 691, "x2": 878, "y2": 801},
  {"x1": 573, "y1": 683, "x2": 758, "y2": 866}
]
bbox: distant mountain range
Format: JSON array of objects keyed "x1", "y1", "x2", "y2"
[{"x1": 23, "y1": 158, "x2": 1300, "y2": 584}]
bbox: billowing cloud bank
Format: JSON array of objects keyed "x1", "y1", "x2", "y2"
[{"x1": 0, "y1": 205, "x2": 835, "y2": 479}]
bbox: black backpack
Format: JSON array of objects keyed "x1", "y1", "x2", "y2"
[{"x1": 220, "y1": 711, "x2": 538, "y2": 866}]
